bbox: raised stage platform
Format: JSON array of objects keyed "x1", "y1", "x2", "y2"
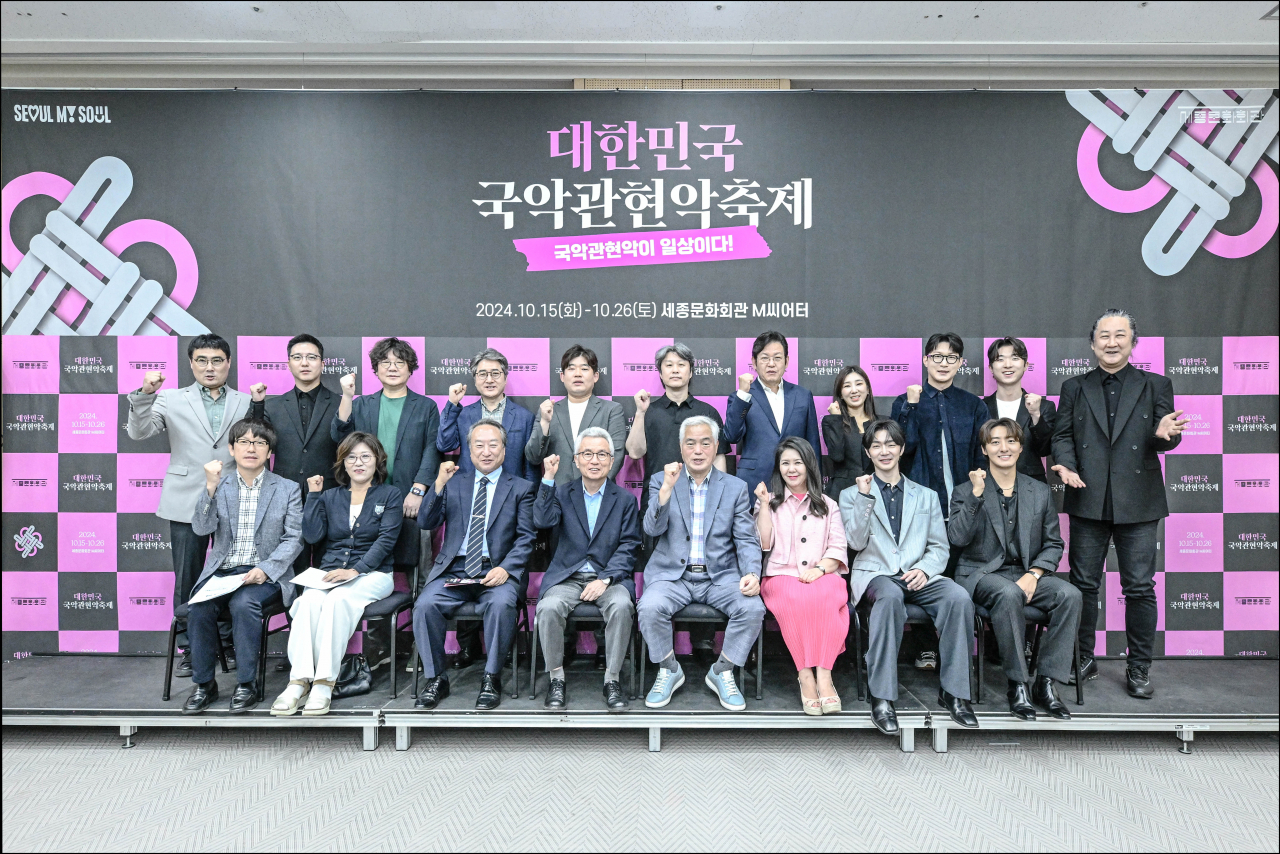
[{"x1": 3, "y1": 653, "x2": 1276, "y2": 754}]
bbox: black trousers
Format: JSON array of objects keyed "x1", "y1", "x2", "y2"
[{"x1": 1067, "y1": 516, "x2": 1160, "y2": 666}]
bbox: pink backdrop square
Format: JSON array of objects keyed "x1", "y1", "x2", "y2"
[
  {"x1": 58, "y1": 512, "x2": 116, "y2": 573},
  {"x1": 116, "y1": 453, "x2": 170, "y2": 514},
  {"x1": 360, "y1": 336, "x2": 426, "y2": 396},
  {"x1": 1163, "y1": 513, "x2": 1223, "y2": 572},
  {"x1": 1223, "y1": 454, "x2": 1280, "y2": 513},
  {"x1": 1, "y1": 572, "x2": 59, "y2": 631},
  {"x1": 611, "y1": 337, "x2": 671, "y2": 397},
  {"x1": 858, "y1": 338, "x2": 922, "y2": 398},
  {"x1": 2, "y1": 453, "x2": 59, "y2": 512},
  {"x1": 2, "y1": 335, "x2": 60, "y2": 394},
  {"x1": 983, "y1": 337, "x2": 1047, "y2": 396},
  {"x1": 736, "y1": 337, "x2": 799, "y2": 385},
  {"x1": 117, "y1": 335, "x2": 179, "y2": 394},
  {"x1": 1164, "y1": 630, "x2": 1224, "y2": 656},
  {"x1": 1130, "y1": 336, "x2": 1164, "y2": 375},
  {"x1": 236, "y1": 335, "x2": 295, "y2": 395},
  {"x1": 58, "y1": 394, "x2": 117, "y2": 454},
  {"x1": 59, "y1": 630, "x2": 119, "y2": 653},
  {"x1": 488, "y1": 337, "x2": 550, "y2": 397},
  {"x1": 1223, "y1": 572, "x2": 1279, "y2": 632},
  {"x1": 1167, "y1": 395, "x2": 1222, "y2": 455},
  {"x1": 1223, "y1": 336, "x2": 1279, "y2": 395},
  {"x1": 117, "y1": 572, "x2": 177, "y2": 631}
]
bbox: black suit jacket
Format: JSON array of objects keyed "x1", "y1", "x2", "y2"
[
  {"x1": 982, "y1": 391, "x2": 1056, "y2": 482},
  {"x1": 947, "y1": 475, "x2": 1063, "y2": 597},
  {"x1": 532, "y1": 478, "x2": 641, "y2": 597},
  {"x1": 332, "y1": 390, "x2": 440, "y2": 498},
  {"x1": 1051, "y1": 366, "x2": 1180, "y2": 524},
  {"x1": 253, "y1": 386, "x2": 341, "y2": 493},
  {"x1": 418, "y1": 469, "x2": 537, "y2": 585}
]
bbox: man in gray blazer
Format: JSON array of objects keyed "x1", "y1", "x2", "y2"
[
  {"x1": 840, "y1": 418, "x2": 977, "y2": 735},
  {"x1": 126, "y1": 333, "x2": 257, "y2": 674},
  {"x1": 637, "y1": 416, "x2": 764, "y2": 712},
  {"x1": 949, "y1": 418, "x2": 1078, "y2": 721},
  {"x1": 526, "y1": 345, "x2": 627, "y2": 484},
  {"x1": 183, "y1": 418, "x2": 302, "y2": 715}
]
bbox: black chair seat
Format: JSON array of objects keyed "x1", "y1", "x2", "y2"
[
  {"x1": 672, "y1": 603, "x2": 726, "y2": 621},
  {"x1": 362, "y1": 590, "x2": 411, "y2": 619},
  {"x1": 904, "y1": 603, "x2": 930, "y2": 623},
  {"x1": 973, "y1": 603, "x2": 1050, "y2": 624},
  {"x1": 568, "y1": 602, "x2": 604, "y2": 619}
]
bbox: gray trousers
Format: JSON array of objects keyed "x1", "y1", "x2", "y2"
[
  {"x1": 536, "y1": 578, "x2": 634, "y2": 675},
  {"x1": 973, "y1": 570, "x2": 1082, "y2": 684},
  {"x1": 637, "y1": 572, "x2": 765, "y2": 667},
  {"x1": 863, "y1": 574, "x2": 974, "y2": 702}
]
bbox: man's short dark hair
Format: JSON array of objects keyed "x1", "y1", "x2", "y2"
[
  {"x1": 368, "y1": 337, "x2": 418, "y2": 374},
  {"x1": 560, "y1": 344, "x2": 599, "y2": 373},
  {"x1": 287, "y1": 333, "x2": 324, "y2": 359},
  {"x1": 925, "y1": 333, "x2": 964, "y2": 357},
  {"x1": 986, "y1": 337, "x2": 1028, "y2": 367},
  {"x1": 862, "y1": 417, "x2": 906, "y2": 451},
  {"x1": 228, "y1": 417, "x2": 277, "y2": 454},
  {"x1": 751, "y1": 330, "x2": 789, "y2": 361},
  {"x1": 187, "y1": 334, "x2": 231, "y2": 361},
  {"x1": 979, "y1": 417, "x2": 1025, "y2": 447}
]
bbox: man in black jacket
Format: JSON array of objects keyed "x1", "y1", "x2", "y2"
[
  {"x1": 1051, "y1": 310, "x2": 1188, "y2": 699},
  {"x1": 984, "y1": 337, "x2": 1056, "y2": 481}
]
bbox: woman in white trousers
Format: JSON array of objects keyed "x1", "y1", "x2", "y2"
[{"x1": 271, "y1": 432, "x2": 404, "y2": 716}]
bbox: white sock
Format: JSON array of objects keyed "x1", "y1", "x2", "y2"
[
  {"x1": 308, "y1": 683, "x2": 333, "y2": 703},
  {"x1": 281, "y1": 682, "x2": 307, "y2": 701},
  {"x1": 550, "y1": 667, "x2": 565, "y2": 680}
]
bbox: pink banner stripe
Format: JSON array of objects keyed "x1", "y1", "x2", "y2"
[{"x1": 513, "y1": 226, "x2": 770, "y2": 272}]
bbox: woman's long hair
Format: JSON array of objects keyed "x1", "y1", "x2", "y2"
[
  {"x1": 333, "y1": 432, "x2": 388, "y2": 487},
  {"x1": 831, "y1": 365, "x2": 876, "y2": 433},
  {"x1": 768, "y1": 436, "x2": 828, "y2": 517}
]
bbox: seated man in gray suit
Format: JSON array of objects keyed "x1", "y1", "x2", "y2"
[
  {"x1": 638, "y1": 416, "x2": 764, "y2": 712},
  {"x1": 948, "y1": 418, "x2": 1079, "y2": 721},
  {"x1": 183, "y1": 418, "x2": 303, "y2": 715},
  {"x1": 840, "y1": 418, "x2": 978, "y2": 735}
]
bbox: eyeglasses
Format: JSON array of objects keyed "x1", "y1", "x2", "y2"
[
  {"x1": 474, "y1": 370, "x2": 505, "y2": 380},
  {"x1": 289, "y1": 353, "x2": 322, "y2": 363},
  {"x1": 235, "y1": 439, "x2": 269, "y2": 449},
  {"x1": 756, "y1": 355, "x2": 786, "y2": 366},
  {"x1": 378, "y1": 360, "x2": 408, "y2": 370},
  {"x1": 576, "y1": 450, "x2": 614, "y2": 462},
  {"x1": 345, "y1": 453, "x2": 374, "y2": 464},
  {"x1": 926, "y1": 353, "x2": 962, "y2": 365},
  {"x1": 192, "y1": 357, "x2": 227, "y2": 368}
]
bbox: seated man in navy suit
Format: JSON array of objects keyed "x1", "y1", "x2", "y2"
[
  {"x1": 412, "y1": 420, "x2": 536, "y2": 710},
  {"x1": 532, "y1": 427, "x2": 641, "y2": 712}
]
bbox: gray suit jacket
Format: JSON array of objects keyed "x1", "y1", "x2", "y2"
[
  {"x1": 642, "y1": 467, "x2": 762, "y2": 586},
  {"x1": 946, "y1": 474, "x2": 1064, "y2": 597},
  {"x1": 191, "y1": 468, "x2": 304, "y2": 604},
  {"x1": 127, "y1": 383, "x2": 252, "y2": 523},
  {"x1": 839, "y1": 476, "x2": 949, "y2": 603},
  {"x1": 525, "y1": 396, "x2": 627, "y2": 484}
]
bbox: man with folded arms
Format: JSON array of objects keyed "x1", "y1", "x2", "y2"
[
  {"x1": 840, "y1": 418, "x2": 978, "y2": 735},
  {"x1": 182, "y1": 418, "x2": 303, "y2": 714},
  {"x1": 948, "y1": 418, "x2": 1079, "y2": 721},
  {"x1": 533, "y1": 427, "x2": 641, "y2": 712},
  {"x1": 637, "y1": 416, "x2": 764, "y2": 711}
]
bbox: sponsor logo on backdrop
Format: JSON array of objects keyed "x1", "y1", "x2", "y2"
[
  {"x1": 2, "y1": 156, "x2": 207, "y2": 336},
  {"x1": 63, "y1": 593, "x2": 113, "y2": 611},
  {"x1": 1067, "y1": 88, "x2": 1278, "y2": 276},
  {"x1": 12, "y1": 104, "x2": 112, "y2": 124},
  {"x1": 13, "y1": 525, "x2": 43, "y2": 558}
]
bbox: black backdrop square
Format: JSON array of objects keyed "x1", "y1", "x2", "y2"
[
  {"x1": 1223, "y1": 513, "x2": 1280, "y2": 571},
  {"x1": 58, "y1": 336, "x2": 118, "y2": 394},
  {"x1": 1163, "y1": 454, "x2": 1224, "y2": 514},
  {"x1": 1223, "y1": 395, "x2": 1280, "y2": 454},
  {"x1": 419, "y1": 337, "x2": 486, "y2": 395},
  {"x1": 2, "y1": 512, "x2": 58, "y2": 572},
  {"x1": 685, "y1": 337, "x2": 737, "y2": 396},
  {"x1": 1164, "y1": 337, "x2": 1223, "y2": 395},
  {"x1": 796, "y1": 337, "x2": 859, "y2": 396},
  {"x1": 1046, "y1": 338, "x2": 1096, "y2": 395},
  {"x1": 551, "y1": 337, "x2": 611, "y2": 396},
  {"x1": 57, "y1": 572, "x2": 119, "y2": 632},
  {"x1": 116, "y1": 513, "x2": 175, "y2": 572},
  {"x1": 57, "y1": 453, "x2": 118, "y2": 513},
  {"x1": 116, "y1": 394, "x2": 169, "y2": 454},
  {"x1": 2, "y1": 394, "x2": 59, "y2": 453},
  {"x1": 1164, "y1": 571, "x2": 1225, "y2": 632},
  {"x1": 1224, "y1": 630, "x2": 1278, "y2": 658}
]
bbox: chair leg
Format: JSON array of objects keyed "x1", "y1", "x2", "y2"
[
  {"x1": 258, "y1": 616, "x2": 270, "y2": 702},
  {"x1": 389, "y1": 615, "x2": 399, "y2": 700},
  {"x1": 754, "y1": 628, "x2": 764, "y2": 701},
  {"x1": 216, "y1": 633, "x2": 229, "y2": 674},
  {"x1": 1073, "y1": 634, "x2": 1084, "y2": 706},
  {"x1": 974, "y1": 617, "x2": 984, "y2": 705},
  {"x1": 629, "y1": 627, "x2": 637, "y2": 700},
  {"x1": 528, "y1": 612, "x2": 539, "y2": 700},
  {"x1": 639, "y1": 634, "x2": 648, "y2": 697},
  {"x1": 852, "y1": 608, "x2": 865, "y2": 703},
  {"x1": 162, "y1": 617, "x2": 179, "y2": 701},
  {"x1": 1029, "y1": 624, "x2": 1045, "y2": 676}
]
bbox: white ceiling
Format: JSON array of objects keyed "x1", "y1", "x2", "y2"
[{"x1": 2, "y1": 1, "x2": 1277, "y2": 89}]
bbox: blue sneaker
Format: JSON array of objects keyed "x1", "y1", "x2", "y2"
[
  {"x1": 644, "y1": 664, "x2": 685, "y2": 708},
  {"x1": 705, "y1": 666, "x2": 746, "y2": 711}
]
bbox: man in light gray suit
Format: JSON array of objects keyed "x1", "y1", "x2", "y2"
[
  {"x1": 637, "y1": 416, "x2": 764, "y2": 712},
  {"x1": 126, "y1": 333, "x2": 260, "y2": 674},
  {"x1": 183, "y1": 418, "x2": 302, "y2": 715},
  {"x1": 526, "y1": 345, "x2": 627, "y2": 484},
  {"x1": 840, "y1": 418, "x2": 978, "y2": 735}
]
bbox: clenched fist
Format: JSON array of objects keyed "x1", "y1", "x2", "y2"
[
  {"x1": 543, "y1": 454, "x2": 561, "y2": 481},
  {"x1": 856, "y1": 473, "x2": 874, "y2": 495},
  {"x1": 968, "y1": 469, "x2": 986, "y2": 497},
  {"x1": 142, "y1": 371, "x2": 165, "y2": 394},
  {"x1": 306, "y1": 475, "x2": 325, "y2": 493},
  {"x1": 906, "y1": 384, "x2": 923, "y2": 404},
  {"x1": 539, "y1": 398, "x2": 555, "y2": 429},
  {"x1": 1024, "y1": 392, "x2": 1042, "y2": 421},
  {"x1": 448, "y1": 383, "x2": 467, "y2": 406},
  {"x1": 204, "y1": 460, "x2": 223, "y2": 494},
  {"x1": 738, "y1": 373, "x2": 755, "y2": 394},
  {"x1": 634, "y1": 389, "x2": 651, "y2": 412},
  {"x1": 339, "y1": 373, "x2": 356, "y2": 398},
  {"x1": 827, "y1": 400, "x2": 841, "y2": 415},
  {"x1": 250, "y1": 382, "x2": 268, "y2": 402},
  {"x1": 753, "y1": 482, "x2": 772, "y2": 508},
  {"x1": 435, "y1": 461, "x2": 458, "y2": 492}
]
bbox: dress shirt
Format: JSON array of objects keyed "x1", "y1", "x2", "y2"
[
  {"x1": 738, "y1": 383, "x2": 786, "y2": 430},
  {"x1": 639, "y1": 394, "x2": 731, "y2": 493},
  {"x1": 539, "y1": 478, "x2": 608, "y2": 580},
  {"x1": 295, "y1": 385, "x2": 320, "y2": 434},
  {"x1": 764, "y1": 492, "x2": 848, "y2": 577},
  {"x1": 479, "y1": 396, "x2": 506, "y2": 424},
  {"x1": 222, "y1": 470, "x2": 265, "y2": 568},
  {"x1": 928, "y1": 385, "x2": 957, "y2": 511},
  {"x1": 688, "y1": 473, "x2": 710, "y2": 564},
  {"x1": 200, "y1": 384, "x2": 228, "y2": 437},
  {"x1": 1100, "y1": 363, "x2": 1134, "y2": 520},
  {"x1": 997, "y1": 483, "x2": 1021, "y2": 567},
  {"x1": 875, "y1": 474, "x2": 905, "y2": 543},
  {"x1": 457, "y1": 466, "x2": 502, "y2": 558}
]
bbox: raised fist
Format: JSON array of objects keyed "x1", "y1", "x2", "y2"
[
  {"x1": 827, "y1": 400, "x2": 841, "y2": 415},
  {"x1": 543, "y1": 454, "x2": 561, "y2": 480},
  {"x1": 906, "y1": 384, "x2": 922, "y2": 405},
  {"x1": 738, "y1": 373, "x2": 755, "y2": 394},
  {"x1": 753, "y1": 482, "x2": 772, "y2": 507},
  {"x1": 448, "y1": 383, "x2": 467, "y2": 406},
  {"x1": 203, "y1": 460, "x2": 223, "y2": 488},
  {"x1": 435, "y1": 461, "x2": 458, "y2": 490},
  {"x1": 856, "y1": 474, "x2": 874, "y2": 495},
  {"x1": 142, "y1": 371, "x2": 165, "y2": 394},
  {"x1": 250, "y1": 382, "x2": 268, "y2": 402},
  {"x1": 1024, "y1": 392, "x2": 1042, "y2": 419},
  {"x1": 662, "y1": 461, "x2": 683, "y2": 490},
  {"x1": 306, "y1": 475, "x2": 325, "y2": 493},
  {"x1": 634, "y1": 389, "x2": 651, "y2": 412},
  {"x1": 539, "y1": 398, "x2": 555, "y2": 427},
  {"x1": 339, "y1": 373, "x2": 356, "y2": 397},
  {"x1": 968, "y1": 469, "x2": 987, "y2": 497}
]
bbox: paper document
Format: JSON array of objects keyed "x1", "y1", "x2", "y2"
[
  {"x1": 288, "y1": 567, "x2": 356, "y2": 590},
  {"x1": 188, "y1": 572, "x2": 248, "y2": 604}
]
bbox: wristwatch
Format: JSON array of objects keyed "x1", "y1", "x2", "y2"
[
  {"x1": 410, "y1": 486, "x2": 426, "y2": 497},
  {"x1": 1028, "y1": 569, "x2": 1044, "y2": 580}
]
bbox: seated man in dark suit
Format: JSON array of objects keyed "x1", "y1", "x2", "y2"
[
  {"x1": 533, "y1": 427, "x2": 641, "y2": 712},
  {"x1": 412, "y1": 420, "x2": 536, "y2": 710},
  {"x1": 948, "y1": 418, "x2": 1080, "y2": 721}
]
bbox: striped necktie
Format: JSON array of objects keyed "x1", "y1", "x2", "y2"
[{"x1": 464, "y1": 476, "x2": 489, "y2": 577}]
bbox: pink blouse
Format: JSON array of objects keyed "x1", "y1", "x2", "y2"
[{"x1": 763, "y1": 492, "x2": 849, "y2": 577}]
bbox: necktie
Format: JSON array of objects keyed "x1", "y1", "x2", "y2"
[{"x1": 464, "y1": 477, "x2": 489, "y2": 577}]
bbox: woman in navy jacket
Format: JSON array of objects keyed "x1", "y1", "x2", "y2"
[{"x1": 271, "y1": 432, "x2": 403, "y2": 717}]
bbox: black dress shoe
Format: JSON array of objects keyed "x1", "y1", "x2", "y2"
[
  {"x1": 545, "y1": 678, "x2": 567, "y2": 709},
  {"x1": 603, "y1": 681, "x2": 629, "y2": 712},
  {"x1": 1033, "y1": 676, "x2": 1071, "y2": 719},
  {"x1": 870, "y1": 697, "x2": 899, "y2": 735},
  {"x1": 224, "y1": 653, "x2": 236, "y2": 671},
  {"x1": 414, "y1": 676, "x2": 450, "y2": 710},
  {"x1": 1126, "y1": 663, "x2": 1154, "y2": 699},
  {"x1": 175, "y1": 652, "x2": 193, "y2": 678},
  {"x1": 1068, "y1": 657, "x2": 1098, "y2": 685},
  {"x1": 181, "y1": 680, "x2": 219, "y2": 715},
  {"x1": 451, "y1": 644, "x2": 479, "y2": 669},
  {"x1": 594, "y1": 652, "x2": 606, "y2": 671},
  {"x1": 229, "y1": 683, "x2": 258, "y2": 714},
  {"x1": 476, "y1": 672, "x2": 503, "y2": 710},
  {"x1": 938, "y1": 690, "x2": 979, "y2": 728},
  {"x1": 1007, "y1": 680, "x2": 1037, "y2": 721}
]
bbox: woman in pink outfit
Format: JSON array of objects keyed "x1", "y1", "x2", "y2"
[{"x1": 754, "y1": 436, "x2": 850, "y2": 715}]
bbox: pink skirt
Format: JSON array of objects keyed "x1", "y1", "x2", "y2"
[{"x1": 760, "y1": 572, "x2": 849, "y2": 671}]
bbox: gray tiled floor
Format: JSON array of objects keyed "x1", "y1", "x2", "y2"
[{"x1": 3, "y1": 726, "x2": 1277, "y2": 852}]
